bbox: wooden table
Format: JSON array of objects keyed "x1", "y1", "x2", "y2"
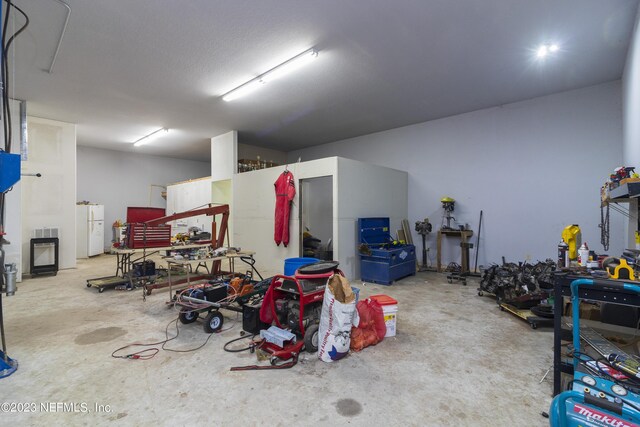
[{"x1": 436, "y1": 229, "x2": 474, "y2": 273}]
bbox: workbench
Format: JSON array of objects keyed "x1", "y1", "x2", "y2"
[
  {"x1": 163, "y1": 251, "x2": 257, "y2": 299},
  {"x1": 111, "y1": 243, "x2": 211, "y2": 277},
  {"x1": 436, "y1": 229, "x2": 473, "y2": 273}
]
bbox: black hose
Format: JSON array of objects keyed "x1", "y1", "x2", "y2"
[{"x1": 223, "y1": 334, "x2": 257, "y2": 353}]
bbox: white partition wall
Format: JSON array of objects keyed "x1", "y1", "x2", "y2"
[
  {"x1": 336, "y1": 158, "x2": 409, "y2": 279},
  {"x1": 232, "y1": 157, "x2": 408, "y2": 280},
  {"x1": 21, "y1": 116, "x2": 77, "y2": 273},
  {"x1": 166, "y1": 177, "x2": 214, "y2": 235},
  {"x1": 233, "y1": 158, "x2": 337, "y2": 277}
]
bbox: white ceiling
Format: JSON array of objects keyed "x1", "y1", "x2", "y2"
[{"x1": 7, "y1": 0, "x2": 639, "y2": 161}]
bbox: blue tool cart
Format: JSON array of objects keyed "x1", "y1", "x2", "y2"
[{"x1": 358, "y1": 217, "x2": 416, "y2": 285}]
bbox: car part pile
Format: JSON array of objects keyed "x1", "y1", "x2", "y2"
[{"x1": 479, "y1": 259, "x2": 556, "y2": 304}]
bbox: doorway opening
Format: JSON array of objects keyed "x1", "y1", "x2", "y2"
[{"x1": 299, "y1": 176, "x2": 333, "y2": 261}]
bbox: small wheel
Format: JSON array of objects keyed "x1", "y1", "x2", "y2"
[
  {"x1": 462, "y1": 280, "x2": 467, "y2": 286},
  {"x1": 98, "y1": 287, "x2": 104, "y2": 293},
  {"x1": 304, "y1": 323, "x2": 320, "y2": 353},
  {"x1": 478, "y1": 291, "x2": 484, "y2": 297},
  {"x1": 203, "y1": 311, "x2": 224, "y2": 333},
  {"x1": 86, "y1": 283, "x2": 91, "y2": 288},
  {"x1": 178, "y1": 310, "x2": 199, "y2": 324},
  {"x1": 270, "y1": 357, "x2": 278, "y2": 366},
  {"x1": 146, "y1": 288, "x2": 152, "y2": 296},
  {"x1": 531, "y1": 323, "x2": 538, "y2": 330}
]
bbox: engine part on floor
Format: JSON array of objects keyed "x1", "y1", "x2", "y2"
[
  {"x1": 260, "y1": 326, "x2": 296, "y2": 348},
  {"x1": 498, "y1": 302, "x2": 553, "y2": 329},
  {"x1": 529, "y1": 304, "x2": 554, "y2": 319},
  {"x1": 478, "y1": 259, "x2": 555, "y2": 303},
  {"x1": 440, "y1": 196, "x2": 456, "y2": 230},
  {"x1": 414, "y1": 218, "x2": 432, "y2": 272},
  {"x1": 260, "y1": 261, "x2": 342, "y2": 352},
  {"x1": 230, "y1": 339, "x2": 305, "y2": 371}
]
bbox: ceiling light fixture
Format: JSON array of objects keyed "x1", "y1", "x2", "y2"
[
  {"x1": 536, "y1": 43, "x2": 560, "y2": 59},
  {"x1": 222, "y1": 48, "x2": 319, "y2": 102},
  {"x1": 133, "y1": 127, "x2": 168, "y2": 147}
]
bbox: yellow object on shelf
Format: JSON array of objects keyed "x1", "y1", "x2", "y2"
[{"x1": 561, "y1": 224, "x2": 581, "y2": 260}]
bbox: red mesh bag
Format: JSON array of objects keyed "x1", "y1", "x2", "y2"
[{"x1": 350, "y1": 298, "x2": 386, "y2": 351}]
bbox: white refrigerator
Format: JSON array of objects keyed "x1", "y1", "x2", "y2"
[{"x1": 76, "y1": 204, "x2": 105, "y2": 258}]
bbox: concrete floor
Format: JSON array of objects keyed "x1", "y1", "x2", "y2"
[{"x1": 1, "y1": 254, "x2": 553, "y2": 426}]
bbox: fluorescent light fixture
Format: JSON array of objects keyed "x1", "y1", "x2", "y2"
[
  {"x1": 133, "y1": 127, "x2": 168, "y2": 147},
  {"x1": 222, "y1": 48, "x2": 318, "y2": 102}
]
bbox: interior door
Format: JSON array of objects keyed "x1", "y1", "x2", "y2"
[{"x1": 299, "y1": 176, "x2": 333, "y2": 260}]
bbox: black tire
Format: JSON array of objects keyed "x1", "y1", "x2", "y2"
[
  {"x1": 98, "y1": 287, "x2": 104, "y2": 293},
  {"x1": 531, "y1": 323, "x2": 538, "y2": 330},
  {"x1": 86, "y1": 283, "x2": 91, "y2": 288},
  {"x1": 304, "y1": 323, "x2": 320, "y2": 353},
  {"x1": 203, "y1": 311, "x2": 224, "y2": 333},
  {"x1": 178, "y1": 310, "x2": 199, "y2": 324}
]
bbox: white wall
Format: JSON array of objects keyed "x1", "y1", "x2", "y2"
[
  {"x1": 233, "y1": 157, "x2": 408, "y2": 279},
  {"x1": 622, "y1": 7, "x2": 640, "y2": 247},
  {"x1": 22, "y1": 117, "x2": 77, "y2": 273},
  {"x1": 624, "y1": 7, "x2": 640, "y2": 166},
  {"x1": 211, "y1": 131, "x2": 237, "y2": 181},
  {"x1": 166, "y1": 177, "x2": 213, "y2": 235},
  {"x1": 288, "y1": 82, "x2": 625, "y2": 265},
  {"x1": 233, "y1": 158, "x2": 337, "y2": 277},
  {"x1": 336, "y1": 158, "x2": 408, "y2": 278},
  {"x1": 76, "y1": 146, "x2": 210, "y2": 250}
]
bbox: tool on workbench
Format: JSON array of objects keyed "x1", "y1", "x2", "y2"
[{"x1": 414, "y1": 218, "x2": 432, "y2": 271}]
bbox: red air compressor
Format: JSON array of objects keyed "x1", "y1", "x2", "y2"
[{"x1": 260, "y1": 261, "x2": 342, "y2": 352}]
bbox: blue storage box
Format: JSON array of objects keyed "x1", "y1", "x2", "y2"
[{"x1": 358, "y1": 217, "x2": 416, "y2": 285}]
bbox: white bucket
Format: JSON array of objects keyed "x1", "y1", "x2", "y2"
[{"x1": 381, "y1": 304, "x2": 398, "y2": 337}]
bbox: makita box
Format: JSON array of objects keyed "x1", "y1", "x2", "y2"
[{"x1": 358, "y1": 217, "x2": 416, "y2": 285}]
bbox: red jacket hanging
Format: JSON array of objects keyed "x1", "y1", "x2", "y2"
[{"x1": 274, "y1": 170, "x2": 295, "y2": 247}]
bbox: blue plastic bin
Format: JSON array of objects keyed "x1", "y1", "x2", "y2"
[{"x1": 284, "y1": 257, "x2": 319, "y2": 276}]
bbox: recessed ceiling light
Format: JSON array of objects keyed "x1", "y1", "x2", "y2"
[
  {"x1": 537, "y1": 45, "x2": 549, "y2": 58},
  {"x1": 536, "y1": 43, "x2": 560, "y2": 59}
]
